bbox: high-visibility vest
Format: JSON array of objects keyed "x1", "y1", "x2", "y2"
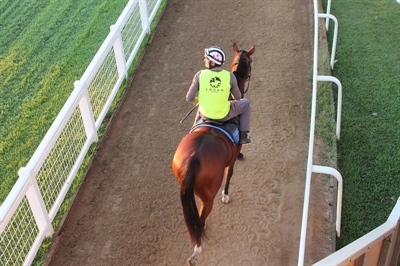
[{"x1": 198, "y1": 69, "x2": 231, "y2": 119}]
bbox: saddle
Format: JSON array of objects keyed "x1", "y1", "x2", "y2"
[{"x1": 190, "y1": 116, "x2": 240, "y2": 144}]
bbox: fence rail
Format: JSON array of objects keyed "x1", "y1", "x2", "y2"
[
  {"x1": 0, "y1": 0, "x2": 163, "y2": 265},
  {"x1": 300, "y1": 0, "x2": 400, "y2": 265},
  {"x1": 313, "y1": 197, "x2": 400, "y2": 265},
  {"x1": 297, "y1": 0, "x2": 343, "y2": 264}
]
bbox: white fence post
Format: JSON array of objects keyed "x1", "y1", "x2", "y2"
[
  {"x1": 312, "y1": 165, "x2": 343, "y2": 236},
  {"x1": 19, "y1": 167, "x2": 53, "y2": 237},
  {"x1": 325, "y1": 0, "x2": 332, "y2": 30},
  {"x1": 139, "y1": 0, "x2": 150, "y2": 34},
  {"x1": 318, "y1": 13, "x2": 338, "y2": 69},
  {"x1": 317, "y1": 75, "x2": 342, "y2": 140},
  {"x1": 111, "y1": 25, "x2": 128, "y2": 79},
  {"x1": 75, "y1": 81, "x2": 99, "y2": 143}
]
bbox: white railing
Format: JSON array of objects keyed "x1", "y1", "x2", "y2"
[
  {"x1": 300, "y1": 1, "x2": 400, "y2": 265},
  {"x1": 298, "y1": 0, "x2": 343, "y2": 265},
  {"x1": 0, "y1": 0, "x2": 163, "y2": 265},
  {"x1": 313, "y1": 197, "x2": 400, "y2": 265}
]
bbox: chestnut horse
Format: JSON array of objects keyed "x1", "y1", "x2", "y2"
[{"x1": 172, "y1": 43, "x2": 255, "y2": 265}]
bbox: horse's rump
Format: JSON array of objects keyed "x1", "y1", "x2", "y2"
[{"x1": 173, "y1": 131, "x2": 229, "y2": 247}]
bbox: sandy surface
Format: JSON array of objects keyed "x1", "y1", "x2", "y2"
[{"x1": 45, "y1": 0, "x2": 336, "y2": 265}]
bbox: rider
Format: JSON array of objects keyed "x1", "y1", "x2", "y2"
[{"x1": 186, "y1": 46, "x2": 251, "y2": 144}]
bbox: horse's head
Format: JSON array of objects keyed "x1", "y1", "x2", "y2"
[{"x1": 231, "y1": 42, "x2": 255, "y2": 97}]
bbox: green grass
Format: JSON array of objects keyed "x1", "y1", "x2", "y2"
[
  {"x1": 321, "y1": 0, "x2": 400, "y2": 249},
  {"x1": 0, "y1": 0, "x2": 131, "y2": 203},
  {"x1": 315, "y1": 35, "x2": 338, "y2": 168}
]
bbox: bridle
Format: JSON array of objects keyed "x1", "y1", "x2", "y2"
[{"x1": 232, "y1": 51, "x2": 252, "y2": 96}]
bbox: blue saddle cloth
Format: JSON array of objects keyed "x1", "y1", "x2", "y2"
[{"x1": 190, "y1": 123, "x2": 240, "y2": 144}]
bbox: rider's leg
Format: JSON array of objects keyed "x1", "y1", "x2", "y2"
[{"x1": 229, "y1": 99, "x2": 251, "y2": 144}]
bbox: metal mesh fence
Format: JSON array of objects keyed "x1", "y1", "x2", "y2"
[
  {"x1": 147, "y1": 0, "x2": 158, "y2": 17},
  {"x1": 122, "y1": 5, "x2": 142, "y2": 59},
  {"x1": 36, "y1": 108, "x2": 87, "y2": 212},
  {"x1": 88, "y1": 48, "x2": 119, "y2": 121},
  {"x1": 0, "y1": 198, "x2": 39, "y2": 265}
]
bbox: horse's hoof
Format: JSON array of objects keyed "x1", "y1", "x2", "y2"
[
  {"x1": 187, "y1": 259, "x2": 197, "y2": 266},
  {"x1": 187, "y1": 254, "x2": 199, "y2": 266},
  {"x1": 187, "y1": 246, "x2": 201, "y2": 265},
  {"x1": 222, "y1": 194, "x2": 231, "y2": 203},
  {"x1": 237, "y1": 152, "x2": 244, "y2": 160}
]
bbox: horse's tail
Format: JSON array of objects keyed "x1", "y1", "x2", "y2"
[{"x1": 180, "y1": 155, "x2": 204, "y2": 247}]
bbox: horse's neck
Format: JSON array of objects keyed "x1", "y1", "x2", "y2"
[{"x1": 236, "y1": 78, "x2": 246, "y2": 97}]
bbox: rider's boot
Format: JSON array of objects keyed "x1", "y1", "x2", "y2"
[{"x1": 239, "y1": 131, "x2": 251, "y2": 144}]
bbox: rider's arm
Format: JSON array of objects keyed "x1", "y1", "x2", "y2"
[
  {"x1": 186, "y1": 71, "x2": 201, "y2": 104},
  {"x1": 230, "y1": 73, "x2": 242, "y2": 100}
]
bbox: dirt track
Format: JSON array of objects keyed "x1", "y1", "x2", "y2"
[{"x1": 45, "y1": 0, "x2": 335, "y2": 265}]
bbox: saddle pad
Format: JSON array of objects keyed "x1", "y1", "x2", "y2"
[{"x1": 189, "y1": 124, "x2": 239, "y2": 144}]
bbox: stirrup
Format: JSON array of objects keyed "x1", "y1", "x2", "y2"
[
  {"x1": 239, "y1": 131, "x2": 251, "y2": 144},
  {"x1": 239, "y1": 137, "x2": 251, "y2": 144}
]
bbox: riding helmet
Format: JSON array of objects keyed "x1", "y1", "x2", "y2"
[{"x1": 204, "y1": 46, "x2": 226, "y2": 65}]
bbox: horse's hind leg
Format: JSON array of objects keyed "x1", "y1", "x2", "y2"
[
  {"x1": 199, "y1": 200, "x2": 213, "y2": 229},
  {"x1": 186, "y1": 201, "x2": 212, "y2": 265},
  {"x1": 187, "y1": 245, "x2": 202, "y2": 266},
  {"x1": 222, "y1": 166, "x2": 234, "y2": 203}
]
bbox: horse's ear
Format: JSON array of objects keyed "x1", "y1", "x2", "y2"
[
  {"x1": 247, "y1": 45, "x2": 255, "y2": 56},
  {"x1": 233, "y1": 42, "x2": 240, "y2": 54}
]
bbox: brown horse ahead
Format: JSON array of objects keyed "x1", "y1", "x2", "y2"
[{"x1": 172, "y1": 42, "x2": 255, "y2": 265}]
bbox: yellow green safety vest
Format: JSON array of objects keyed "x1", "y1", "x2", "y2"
[{"x1": 198, "y1": 69, "x2": 231, "y2": 119}]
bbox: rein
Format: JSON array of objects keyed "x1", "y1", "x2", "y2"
[
  {"x1": 244, "y1": 82, "x2": 250, "y2": 95},
  {"x1": 243, "y1": 67, "x2": 251, "y2": 95}
]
